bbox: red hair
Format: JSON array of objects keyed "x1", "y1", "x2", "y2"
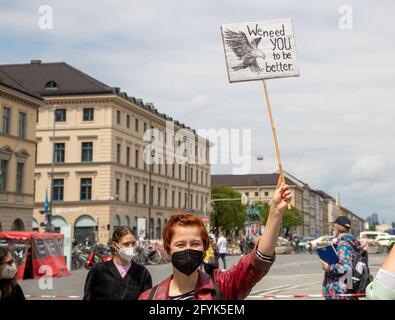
[{"x1": 162, "y1": 212, "x2": 209, "y2": 254}]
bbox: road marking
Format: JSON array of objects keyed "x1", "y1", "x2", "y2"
[{"x1": 250, "y1": 284, "x2": 292, "y2": 295}]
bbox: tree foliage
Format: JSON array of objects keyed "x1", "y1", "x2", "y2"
[
  {"x1": 210, "y1": 185, "x2": 247, "y2": 234},
  {"x1": 258, "y1": 202, "x2": 302, "y2": 234}
]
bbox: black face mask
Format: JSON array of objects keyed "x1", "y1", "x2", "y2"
[{"x1": 172, "y1": 249, "x2": 204, "y2": 276}]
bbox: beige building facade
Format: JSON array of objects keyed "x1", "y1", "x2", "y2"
[
  {"x1": 0, "y1": 74, "x2": 43, "y2": 231},
  {"x1": 1, "y1": 61, "x2": 211, "y2": 243},
  {"x1": 212, "y1": 172, "x2": 366, "y2": 237}
]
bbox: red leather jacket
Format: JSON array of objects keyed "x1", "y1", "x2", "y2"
[{"x1": 138, "y1": 246, "x2": 273, "y2": 300}]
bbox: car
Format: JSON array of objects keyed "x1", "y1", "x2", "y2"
[
  {"x1": 275, "y1": 237, "x2": 293, "y2": 254},
  {"x1": 299, "y1": 236, "x2": 314, "y2": 251},
  {"x1": 309, "y1": 236, "x2": 336, "y2": 250},
  {"x1": 376, "y1": 235, "x2": 395, "y2": 247},
  {"x1": 359, "y1": 231, "x2": 390, "y2": 243}
]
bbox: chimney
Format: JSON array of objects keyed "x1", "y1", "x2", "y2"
[{"x1": 30, "y1": 60, "x2": 42, "y2": 64}]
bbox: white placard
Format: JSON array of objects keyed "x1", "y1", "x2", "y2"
[{"x1": 221, "y1": 19, "x2": 299, "y2": 83}]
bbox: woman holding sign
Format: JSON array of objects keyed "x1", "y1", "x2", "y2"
[{"x1": 138, "y1": 177, "x2": 291, "y2": 300}]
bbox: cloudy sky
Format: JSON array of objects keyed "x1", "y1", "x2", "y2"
[{"x1": 1, "y1": 0, "x2": 394, "y2": 223}]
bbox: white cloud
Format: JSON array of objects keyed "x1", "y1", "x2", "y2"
[{"x1": 2, "y1": 0, "x2": 395, "y2": 223}]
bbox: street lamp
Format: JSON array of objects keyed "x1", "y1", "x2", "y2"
[
  {"x1": 47, "y1": 104, "x2": 60, "y2": 232},
  {"x1": 183, "y1": 146, "x2": 191, "y2": 211},
  {"x1": 148, "y1": 148, "x2": 155, "y2": 240}
]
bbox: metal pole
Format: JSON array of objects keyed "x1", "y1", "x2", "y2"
[
  {"x1": 148, "y1": 163, "x2": 151, "y2": 240},
  {"x1": 48, "y1": 105, "x2": 57, "y2": 232},
  {"x1": 187, "y1": 161, "x2": 190, "y2": 211}
]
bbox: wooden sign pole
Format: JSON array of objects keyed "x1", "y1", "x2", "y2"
[{"x1": 263, "y1": 79, "x2": 291, "y2": 210}]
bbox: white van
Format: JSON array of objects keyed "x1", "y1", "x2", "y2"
[{"x1": 359, "y1": 231, "x2": 389, "y2": 241}]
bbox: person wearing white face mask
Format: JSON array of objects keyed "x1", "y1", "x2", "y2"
[
  {"x1": 0, "y1": 247, "x2": 25, "y2": 300},
  {"x1": 83, "y1": 226, "x2": 152, "y2": 300}
]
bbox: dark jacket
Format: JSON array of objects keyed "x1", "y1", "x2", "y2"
[
  {"x1": 83, "y1": 260, "x2": 152, "y2": 300},
  {"x1": 138, "y1": 245, "x2": 272, "y2": 300},
  {"x1": 0, "y1": 283, "x2": 25, "y2": 300}
]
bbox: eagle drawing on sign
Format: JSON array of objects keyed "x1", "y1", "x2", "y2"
[{"x1": 224, "y1": 29, "x2": 265, "y2": 73}]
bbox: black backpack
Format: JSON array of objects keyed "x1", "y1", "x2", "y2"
[{"x1": 349, "y1": 248, "x2": 373, "y2": 294}]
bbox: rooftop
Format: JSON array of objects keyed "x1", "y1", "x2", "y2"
[{"x1": 0, "y1": 60, "x2": 196, "y2": 133}]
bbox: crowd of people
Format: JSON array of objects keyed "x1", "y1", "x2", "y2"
[{"x1": 1, "y1": 177, "x2": 395, "y2": 300}]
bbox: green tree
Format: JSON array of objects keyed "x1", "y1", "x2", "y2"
[
  {"x1": 258, "y1": 202, "x2": 302, "y2": 236},
  {"x1": 210, "y1": 185, "x2": 247, "y2": 235}
]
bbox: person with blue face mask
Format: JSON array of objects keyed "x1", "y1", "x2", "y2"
[
  {"x1": 0, "y1": 247, "x2": 25, "y2": 300},
  {"x1": 83, "y1": 226, "x2": 152, "y2": 300}
]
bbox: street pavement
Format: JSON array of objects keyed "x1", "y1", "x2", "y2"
[{"x1": 20, "y1": 252, "x2": 387, "y2": 300}]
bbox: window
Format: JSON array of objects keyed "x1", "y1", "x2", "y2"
[
  {"x1": 55, "y1": 109, "x2": 66, "y2": 122},
  {"x1": 245, "y1": 192, "x2": 249, "y2": 197},
  {"x1": 116, "y1": 144, "x2": 121, "y2": 163},
  {"x1": 172, "y1": 164, "x2": 175, "y2": 178},
  {"x1": 206, "y1": 173, "x2": 208, "y2": 186},
  {"x1": 126, "y1": 115, "x2": 130, "y2": 128},
  {"x1": 0, "y1": 159, "x2": 8, "y2": 191},
  {"x1": 143, "y1": 122, "x2": 147, "y2": 133},
  {"x1": 126, "y1": 181, "x2": 130, "y2": 202},
  {"x1": 134, "y1": 183, "x2": 139, "y2": 203},
  {"x1": 150, "y1": 186, "x2": 154, "y2": 205},
  {"x1": 2, "y1": 107, "x2": 10, "y2": 134},
  {"x1": 116, "y1": 110, "x2": 121, "y2": 124},
  {"x1": 158, "y1": 188, "x2": 161, "y2": 206},
  {"x1": 255, "y1": 192, "x2": 259, "y2": 197},
  {"x1": 53, "y1": 179, "x2": 64, "y2": 201},
  {"x1": 116, "y1": 179, "x2": 120, "y2": 200},
  {"x1": 196, "y1": 169, "x2": 199, "y2": 184},
  {"x1": 165, "y1": 189, "x2": 168, "y2": 207},
  {"x1": 83, "y1": 108, "x2": 94, "y2": 121},
  {"x1": 134, "y1": 118, "x2": 139, "y2": 132},
  {"x1": 190, "y1": 168, "x2": 193, "y2": 183},
  {"x1": 179, "y1": 165, "x2": 181, "y2": 179},
  {"x1": 18, "y1": 112, "x2": 26, "y2": 138},
  {"x1": 172, "y1": 191, "x2": 175, "y2": 208},
  {"x1": 54, "y1": 143, "x2": 65, "y2": 163},
  {"x1": 190, "y1": 195, "x2": 193, "y2": 209},
  {"x1": 178, "y1": 192, "x2": 181, "y2": 209},
  {"x1": 126, "y1": 147, "x2": 130, "y2": 166},
  {"x1": 135, "y1": 150, "x2": 139, "y2": 168},
  {"x1": 184, "y1": 193, "x2": 187, "y2": 209},
  {"x1": 185, "y1": 166, "x2": 187, "y2": 181},
  {"x1": 196, "y1": 195, "x2": 199, "y2": 210},
  {"x1": 80, "y1": 178, "x2": 92, "y2": 200},
  {"x1": 81, "y1": 142, "x2": 93, "y2": 162},
  {"x1": 201, "y1": 172, "x2": 203, "y2": 185},
  {"x1": 143, "y1": 184, "x2": 147, "y2": 204},
  {"x1": 45, "y1": 80, "x2": 58, "y2": 89},
  {"x1": 265, "y1": 191, "x2": 269, "y2": 197}
]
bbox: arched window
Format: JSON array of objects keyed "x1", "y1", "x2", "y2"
[
  {"x1": 51, "y1": 216, "x2": 67, "y2": 233},
  {"x1": 45, "y1": 80, "x2": 58, "y2": 89},
  {"x1": 133, "y1": 216, "x2": 138, "y2": 234},
  {"x1": 74, "y1": 215, "x2": 96, "y2": 244},
  {"x1": 113, "y1": 215, "x2": 121, "y2": 228},
  {"x1": 11, "y1": 219, "x2": 25, "y2": 231},
  {"x1": 149, "y1": 218, "x2": 154, "y2": 240},
  {"x1": 125, "y1": 216, "x2": 130, "y2": 227},
  {"x1": 156, "y1": 218, "x2": 162, "y2": 239}
]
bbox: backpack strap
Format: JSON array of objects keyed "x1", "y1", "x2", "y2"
[
  {"x1": 210, "y1": 274, "x2": 224, "y2": 300},
  {"x1": 148, "y1": 285, "x2": 159, "y2": 300}
]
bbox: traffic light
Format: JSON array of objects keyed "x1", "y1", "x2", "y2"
[{"x1": 39, "y1": 209, "x2": 52, "y2": 232}]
